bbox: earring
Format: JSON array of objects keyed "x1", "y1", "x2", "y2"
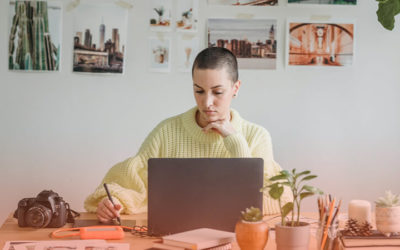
[{"x1": 233, "y1": 94, "x2": 237, "y2": 97}]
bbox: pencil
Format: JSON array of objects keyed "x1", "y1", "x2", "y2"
[
  {"x1": 103, "y1": 183, "x2": 122, "y2": 225},
  {"x1": 331, "y1": 199, "x2": 342, "y2": 224},
  {"x1": 320, "y1": 198, "x2": 336, "y2": 250}
]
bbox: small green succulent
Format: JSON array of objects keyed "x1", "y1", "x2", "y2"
[
  {"x1": 241, "y1": 206, "x2": 263, "y2": 222},
  {"x1": 375, "y1": 190, "x2": 400, "y2": 207}
]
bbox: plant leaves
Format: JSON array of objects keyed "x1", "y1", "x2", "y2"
[
  {"x1": 282, "y1": 202, "x2": 294, "y2": 218},
  {"x1": 269, "y1": 184, "x2": 284, "y2": 200},
  {"x1": 377, "y1": 0, "x2": 400, "y2": 30},
  {"x1": 300, "y1": 192, "x2": 315, "y2": 200},
  {"x1": 295, "y1": 170, "x2": 310, "y2": 178},
  {"x1": 269, "y1": 174, "x2": 288, "y2": 181},
  {"x1": 302, "y1": 185, "x2": 323, "y2": 195},
  {"x1": 300, "y1": 175, "x2": 317, "y2": 182}
]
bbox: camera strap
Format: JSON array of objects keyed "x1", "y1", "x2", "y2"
[{"x1": 66, "y1": 203, "x2": 80, "y2": 223}]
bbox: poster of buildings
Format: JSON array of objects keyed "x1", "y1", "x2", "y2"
[
  {"x1": 207, "y1": 0, "x2": 278, "y2": 6},
  {"x1": 208, "y1": 18, "x2": 277, "y2": 70},
  {"x1": 288, "y1": 0, "x2": 356, "y2": 5},
  {"x1": 176, "y1": 0, "x2": 199, "y2": 32},
  {"x1": 72, "y1": 3, "x2": 127, "y2": 74},
  {"x1": 149, "y1": 0, "x2": 172, "y2": 32},
  {"x1": 287, "y1": 21, "x2": 355, "y2": 67},
  {"x1": 149, "y1": 37, "x2": 171, "y2": 72},
  {"x1": 177, "y1": 35, "x2": 199, "y2": 72},
  {"x1": 8, "y1": 0, "x2": 62, "y2": 71}
]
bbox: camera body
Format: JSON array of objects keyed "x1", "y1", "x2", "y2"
[{"x1": 15, "y1": 190, "x2": 68, "y2": 228}]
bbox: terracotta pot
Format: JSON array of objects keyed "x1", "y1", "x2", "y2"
[
  {"x1": 275, "y1": 222, "x2": 310, "y2": 250},
  {"x1": 376, "y1": 206, "x2": 400, "y2": 237},
  {"x1": 235, "y1": 220, "x2": 269, "y2": 250}
]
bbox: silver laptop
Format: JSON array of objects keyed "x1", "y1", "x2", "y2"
[{"x1": 147, "y1": 158, "x2": 264, "y2": 236}]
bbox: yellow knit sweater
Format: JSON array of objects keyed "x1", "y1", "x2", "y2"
[{"x1": 84, "y1": 107, "x2": 289, "y2": 215}]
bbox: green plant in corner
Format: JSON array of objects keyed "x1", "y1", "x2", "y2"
[
  {"x1": 241, "y1": 207, "x2": 263, "y2": 222},
  {"x1": 376, "y1": 0, "x2": 400, "y2": 30},
  {"x1": 262, "y1": 169, "x2": 323, "y2": 227}
]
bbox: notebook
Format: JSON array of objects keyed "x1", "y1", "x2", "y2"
[
  {"x1": 147, "y1": 158, "x2": 264, "y2": 236},
  {"x1": 339, "y1": 230, "x2": 400, "y2": 249},
  {"x1": 161, "y1": 228, "x2": 235, "y2": 250}
]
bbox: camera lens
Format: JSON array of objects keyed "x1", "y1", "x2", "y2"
[{"x1": 25, "y1": 204, "x2": 52, "y2": 228}]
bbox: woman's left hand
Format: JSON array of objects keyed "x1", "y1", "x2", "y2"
[{"x1": 202, "y1": 119, "x2": 236, "y2": 138}]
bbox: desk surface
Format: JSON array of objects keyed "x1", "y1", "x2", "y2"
[{"x1": 0, "y1": 212, "x2": 320, "y2": 250}]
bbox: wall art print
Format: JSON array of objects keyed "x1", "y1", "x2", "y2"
[
  {"x1": 208, "y1": 18, "x2": 277, "y2": 70},
  {"x1": 72, "y1": 3, "x2": 128, "y2": 74},
  {"x1": 287, "y1": 20, "x2": 355, "y2": 67},
  {"x1": 8, "y1": 0, "x2": 62, "y2": 71}
]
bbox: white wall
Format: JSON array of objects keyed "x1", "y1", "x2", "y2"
[{"x1": 1, "y1": 0, "x2": 399, "y2": 224}]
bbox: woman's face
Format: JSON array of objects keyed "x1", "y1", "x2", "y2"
[{"x1": 193, "y1": 67, "x2": 240, "y2": 125}]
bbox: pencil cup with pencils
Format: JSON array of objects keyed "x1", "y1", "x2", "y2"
[
  {"x1": 317, "y1": 195, "x2": 342, "y2": 250},
  {"x1": 316, "y1": 220, "x2": 339, "y2": 250}
]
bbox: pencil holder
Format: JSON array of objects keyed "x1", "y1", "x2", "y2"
[{"x1": 316, "y1": 220, "x2": 339, "y2": 250}]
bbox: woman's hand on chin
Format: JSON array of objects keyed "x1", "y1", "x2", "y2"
[{"x1": 202, "y1": 119, "x2": 236, "y2": 138}]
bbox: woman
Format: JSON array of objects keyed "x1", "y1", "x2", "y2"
[{"x1": 85, "y1": 47, "x2": 289, "y2": 222}]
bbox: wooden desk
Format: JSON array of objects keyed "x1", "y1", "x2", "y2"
[{"x1": 0, "y1": 212, "x2": 319, "y2": 250}]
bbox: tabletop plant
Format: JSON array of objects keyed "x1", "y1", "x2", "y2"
[
  {"x1": 241, "y1": 206, "x2": 263, "y2": 222},
  {"x1": 263, "y1": 169, "x2": 323, "y2": 227},
  {"x1": 236, "y1": 206, "x2": 269, "y2": 250},
  {"x1": 375, "y1": 190, "x2": 400, "y2": 237},
  {"x1": 376, "y1": 0, "x2": 400, "y2": 30},
  {"x1": 375, "y1": 190, "x2": 399, "y2": 207}
]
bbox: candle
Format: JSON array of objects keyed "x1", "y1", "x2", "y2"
[{"x1": 348, "y1": 200, "x2": 372, "y2": 225}]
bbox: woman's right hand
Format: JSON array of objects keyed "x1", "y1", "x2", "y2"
[{"x1": 96, "y1": 197, "x2": 122, "y2": 223}]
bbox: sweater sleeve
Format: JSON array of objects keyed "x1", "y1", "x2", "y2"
[
  {"x1": 84, "y1": 126, "x2": 163, "y2": 214},
  {"x1": 223, "y1": 128, "x2": 292, "y2": 215}
]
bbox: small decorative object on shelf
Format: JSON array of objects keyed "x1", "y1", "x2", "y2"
[
  {"x1": 342, "y1": 218, "x2": 373, "y2": 237},
  {"x1": 375, "y1": 190, "x2": 400, "y2": 237},
  {"x1": 235, "y1": 207, "x2": 269, "y2": 250},
  {"x1": 348, "y1": 200, "x2": 372, "y2": 226}
]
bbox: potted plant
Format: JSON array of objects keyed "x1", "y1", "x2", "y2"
[
  {"x1": 235, "y1": 206, "x2": 269, "y2": 250},
  {"x1": 263, "y1": 169, "x2": 323, "y2": 250},
  {"x1": 375, "y1": 190, "x2": 400, "y2": 237}
]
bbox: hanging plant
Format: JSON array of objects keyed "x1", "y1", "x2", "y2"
[{"x1": 376, "y1": 0, "x2": 400, "y2": 30}]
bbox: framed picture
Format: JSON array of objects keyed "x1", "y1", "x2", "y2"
[
  {"x1": 286, "y1": 20, "x2": 355, "y2": 67},
  {"x1": 8, "y1": 0, "x2": 62, "y2": 71},
  {"x1": 208, "y1": 18, "x2": 277, "y2": 70},
  {"x1": 288, "y1": 0, "x2": 356, "y2": 5},
  {"x1": 177, "y1": 35, "x2": 200, "y2": 72},
  {"x1": 149, "y1": 0, "x2": 172, "y2": 32},
  {"x1": 72, "y1": 3, "x2": 128, "y2": 74},
  {"x1": 149, "y1": 36, "x2": 171, "y2": 72},
  {"x1": 208, "y1": 0, "x2": 278, "y2": 6},
  {"x1": 176, "y1": 0, "x2": 199, "y2": 32}
]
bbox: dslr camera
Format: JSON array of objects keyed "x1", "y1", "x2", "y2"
[{"x1": 14, "y1": 190, "x2": 68, "y2": 228}]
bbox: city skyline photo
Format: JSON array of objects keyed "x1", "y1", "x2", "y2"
[
  {"x1": 72, "y1": 3, "x2": 127, "y2": 74},
  {"x1": 208, "y1": 18, "x2": 277, "y2": 69}
]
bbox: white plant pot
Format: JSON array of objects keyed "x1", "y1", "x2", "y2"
[
  {"x1": 275, "y1": 222, "x2": 310, "y2": 250},
  {"x1": 375, "y1": 205, "x2": 400, "y2": 237}
]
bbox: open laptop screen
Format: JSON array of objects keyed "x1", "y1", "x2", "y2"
[{"x1": 148, "y1": 158, "x2": 263, "y2": 236}]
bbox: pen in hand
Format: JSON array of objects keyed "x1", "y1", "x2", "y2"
[{"x1": 103, "y1": 183, "x2": 121, "y2": 225}]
